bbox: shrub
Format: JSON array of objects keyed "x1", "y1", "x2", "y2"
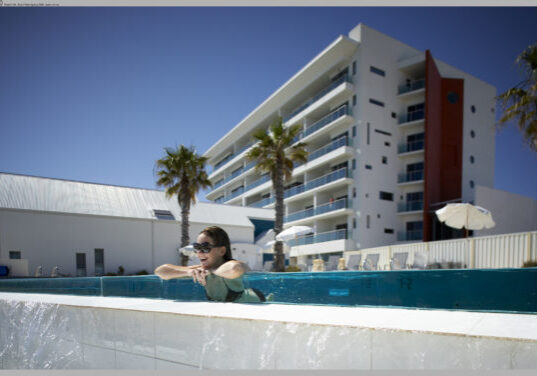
[
  {"x1": 134, "y1": 270, "x2": 149, "y2": 275},
  {"x1": 117, "y1": 266, "x2": 125, "y2": 275},
  {"x1": 522, "y1": 260, "x2": 537, "y2": 268},
  {"x1": 285, "y1": 265, "x2": 302, "y2": 272}
]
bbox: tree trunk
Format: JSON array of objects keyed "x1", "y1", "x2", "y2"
[
  {"x1": 179, "y1": 192, "x2": 191, "y2": 267},
  {"x1": 272, "y1": 162, "x2": 285, "y2": 272}
]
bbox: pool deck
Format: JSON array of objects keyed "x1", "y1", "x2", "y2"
[{"x1": 1, "y1": 292, "x2": 536, "y2": 342}]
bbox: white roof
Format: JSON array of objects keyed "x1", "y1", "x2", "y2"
[{"x1": 0, "y1": 173, "x2": 274, "y2": 228}]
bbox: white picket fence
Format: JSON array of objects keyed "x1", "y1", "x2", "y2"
[{"x1": 344, "y1": 231, "x2": 537, "y2": 270}]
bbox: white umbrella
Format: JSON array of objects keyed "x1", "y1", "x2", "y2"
[
  {"x1": 276, "y1": 225, "x2": 314, "y2": 242},
  {"x1": 179, "y1": 244, "x2": 195, "y2": 257},
  {"x1": 262, "y1": 240, "x2": 290, "y2": 254},
  {"x1": 435, "y1": 203, "x2": 495, "y2": 230}
]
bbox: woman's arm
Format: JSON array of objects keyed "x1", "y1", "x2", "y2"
[
  {"x1": 154, "y1": 264, "x2": 201, "y2": 280},
  {"x1": 212, "y1": 260, "x2": 250, "y2": 280}
]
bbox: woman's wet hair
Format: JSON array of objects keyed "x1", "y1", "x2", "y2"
[{"x1": 200, "y1": 226, "x2": 232, "y2": 261}]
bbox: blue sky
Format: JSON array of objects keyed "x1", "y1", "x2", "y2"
[{"x1": 0, "y1": 7, "x2": 536, "y2": 201}]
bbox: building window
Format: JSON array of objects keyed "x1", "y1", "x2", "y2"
[
  {"x1": 382, "y1": 156, "x2": 388, "y2": 164},
  {"x1": 470, "y1": 180, "x2": 475, "y2": 189},
  {"x1": 352, "y1": 95, "x2": 357, "y2": 106},
  {"x1": 384, "y1": 228, "x2": 394, "y2": 234},
  {"x1": 153, "y1": 209, "x2": 175, "y2": 220},
  {"x1": 76, "y1": 253, "x2": 87, "y2": 277},
  {"x1": 391, "y1": 112, "x2": 396, "y2": 119},
  {"x1": 370, "y1": 66, "x2": 386, "y2": 77},
  {"x1": 353, "y1": 188, "x2": 356, "y2": 198},
  {"x1": 353, "y1": 218, "x2": 356, "y2": 229},
  {"x1": 352, "y1": 159, "x2": 356, "y2": 170},
  {"x1": 369, "y1": 98, "x2": 385, "y2": 107},
  {"x1": 377, "y1": 214, "x2": 381, "y2": 218},
  {"x1": 352, "y1": 126, "x2": 356, "y2": 137},
  {"x1": 470, "y1": 155, "x2": 475, "y2": 164},
  {"x1": 471, "y1": 105, "x2": 476, "y2": 113},
  {"x1": 365, "y1": 164, "x2": 372, "y2": 170},
  {"x1": 366, "y1": 215, "x2": 370, "y2": 229},
  {"x1": 384, "y1": 141, "x2": 390, "y2": 147},
  {"x1": 374, "y1": 129, "x2": 392, "y2": 136},
  {"x1": 352, "y1": 61, "x2": 356, "y2": 75},
  {"x1": 95, "y1": 249, "x2": 104, "y2": 276},
  {"x1": 367, "y1": 123, "x2": 370, "y2": 144},
  {"x1": 379, "y1": 191, "x2": 394, "y2": 201},
  {"x1": 9, "y1": 251, "x2": 21, "y2": 260},
  {"x1": 447, "y1": 91, "x2": 459, "y2": 104},
  {"x1": 470, "y1": 130, "x2": 475, "y2": 138}
]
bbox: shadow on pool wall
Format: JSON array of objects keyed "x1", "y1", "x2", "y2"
[{"x1": 0, "y1": 268, "x2": 536, "y2": 314}]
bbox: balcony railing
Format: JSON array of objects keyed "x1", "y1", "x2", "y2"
[
  {"x1": 397, "y1": 201, "x2": 424, "y2": 213},
  {"x1": 300, "y1": 105, "x2": 349, "y2": 140},
  {"x1": 224, "y1": 187, "x2": 244, "y2": 202},
  {"x1": 295, "y1": 136, "x2": 351, "y2": 169},
  {"x1": 283, "y1": 75, "x2": 351, "y2": 122},
  {"x1": 215, "y1": 196, "x2": 225, "y2": 204},
  {"x1": 249, "y1": 168, "x2": 351, "y2": 208},
  {"x1": 398, "y1": 79, "x2": 425, "y2": 95},
  {"x1": 285, "y1": 198, "x2": 351, "y2": 223},
  {"x1": 399, "y1": 110, "x2": 425, "y2": 124},
  {"x1": 398, "y1": 139, "x2": 424, "y2": 154},
  {"x1": 398, "y1": 170, "x2": 424, "y2": 184},
  {"x1": 212, "y1": 142, "x2": 254, "y2": 173},
  {"x1": 288, "y1": 229, "x2": 350, "y2": 247},
  {"x1": 245, "y1": 174, "x2": 270, "y2": 192},
  {"x1": 397, "y1": 230, "x2": 423, "y2": 241}
]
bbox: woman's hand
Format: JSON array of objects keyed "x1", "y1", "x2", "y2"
[{"x1": 188, "y1": 267, "x2": 210, "y2": 286}]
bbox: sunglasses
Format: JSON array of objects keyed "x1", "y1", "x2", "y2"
[{"x1": 192, "y1": 242, "x2": 221, "y2": 253}]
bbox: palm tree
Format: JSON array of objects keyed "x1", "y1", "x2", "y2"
[
  {"x1": 155, "y1": 145, "x2": 212, "y2": 266},
  {"x1": 497, "y1": 42, "x2": 537, "y2": 151},
  {"x1": 245, "y1": 117, "x2": 308, "y2": 272}
]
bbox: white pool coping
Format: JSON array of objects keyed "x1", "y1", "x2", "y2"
[{"x1": 1, "y1": 292, "x2": 536, "y2": 342}]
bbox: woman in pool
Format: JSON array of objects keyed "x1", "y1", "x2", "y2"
[{"x1": 155, "y1": 226, "x2": 271, "y2": 303}]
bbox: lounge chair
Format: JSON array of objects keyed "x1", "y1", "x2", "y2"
[
  {"x1": 411, "y1": 251, "x2": 428, "y2": 269},
  {"x1": 346, "y1": 254, "x2": 362, "y2": 270},
  {"x1": 390, "y1": 252, "x2": 408, "y2": 270},
  {"x1": 362, "y1": 254, "x2": 380, "y2": 271},
  {"x1": 325, "y1": 255, "x2": 340, "y2": 271}
]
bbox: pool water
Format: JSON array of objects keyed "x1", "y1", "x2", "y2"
[{"x1": 0, "y1": 268, "x2": 535, "y2": 314}]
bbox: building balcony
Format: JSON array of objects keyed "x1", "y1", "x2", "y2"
[
  {"x1": 295, "y1": 135, "x2": 352, "y2": 169},
  {"x1": 397, "y1": 201, "x2": 424, "y2": 213},
  {"x1": 283, "y1": 74, "x2": 352, "y2": 123},
  {"x1": 397, "y1": 230, "x2": 423, "y2": 242},
  {"x1": 298, "y1": 105, "x2": 350, "y2": 142},
  {"x1": 245, "y1": 174, "x2": 271, "y2": 192},
  {"x1": 398, "y1": 111, "x2": 425, "y2": 125},
  {"x1": 288, "y1": 228, "x2": 350, "y2": 247},
  {"x1": 398, "y1": 170, "x2": 424, "y2": 184},
  {"x1": 208, "y1": 161, "x2": 257, "y2": 198},
  {"x1": 223, "y1": 187, "x2": 244, "y2": 203},
  {"x1": 285, "y1": 198, "x2": 352, "y2": 223},
  {"x1": 398, "y1": 140, "x2": 424, "y2": 155},
  {"x1": 398, "y1": 79, "x2": 425, "y2": 95},
  {"x1": 249, "y1": 168, "x2": 351, "y2": 208},
  {"x1": 211, "y1": 142, "x2": 255, "y2": 177}
]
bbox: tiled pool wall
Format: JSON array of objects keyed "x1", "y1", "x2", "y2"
[{"x1": 1, "y1": 293, "x2": 536, "y2": 370}]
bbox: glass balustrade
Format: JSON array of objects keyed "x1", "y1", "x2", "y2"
[
  {"x1": 285, "y1": 198, "x2": 350, "y2": 222},
  {"x1": 397, "y1": 201, "x2": 424, "y2": 212},
  {"x1": 287, "y1": 229, "x2": 350, "y2": 247},
  {"x1": 245, "y1": 175, "x2": 270, "y2": 191},
  {"x1": 398, "y1": 140, "x2": 424, "y2": 154},
  {"x1": 398, "y1": 79, "x2": 425, "y2": 95},
  {"x1": 212, "y1": 143, "x2": 254, "y2": 173},
  {"x1": 224, "y1": 187, "x2": 244, "y2": 202},
  {"x1": 398, "y1": 170, "x2": 424, "y2": 183},
  {"x1": 300, "y1": 105, "x2": 349, "y2": 140},
  {"x1": 397, "y1": 230, "x2": 423, "y2": 241},
  {"x1": 398, "y1": 110, "x2": 425, "y2": 124},
  {"x1": 283, "y1": 75, "x2": 351, "y2": 122},
  {"x1": 248, "y1": 168, "x2": 350, "y2": 208}
]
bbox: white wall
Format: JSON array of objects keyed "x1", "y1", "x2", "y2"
[
  {"x1": 0, "y1": 209, "x2": 259, "y2": 277},
  {"x1": 475, "y1": 186, "x2": 537, "y2": 236}
]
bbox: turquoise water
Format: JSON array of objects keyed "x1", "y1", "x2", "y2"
[{"x1": 0, "y1": 268, "x2": 536, "y2": 314}]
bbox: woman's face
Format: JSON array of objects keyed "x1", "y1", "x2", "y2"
[{"x1": 196, "y1": 232, "x2": 226, "y2": 270}]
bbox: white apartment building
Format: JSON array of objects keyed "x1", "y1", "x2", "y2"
[{"x1": 203, "y1": 23, "x2": 498, "y2": 265}]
